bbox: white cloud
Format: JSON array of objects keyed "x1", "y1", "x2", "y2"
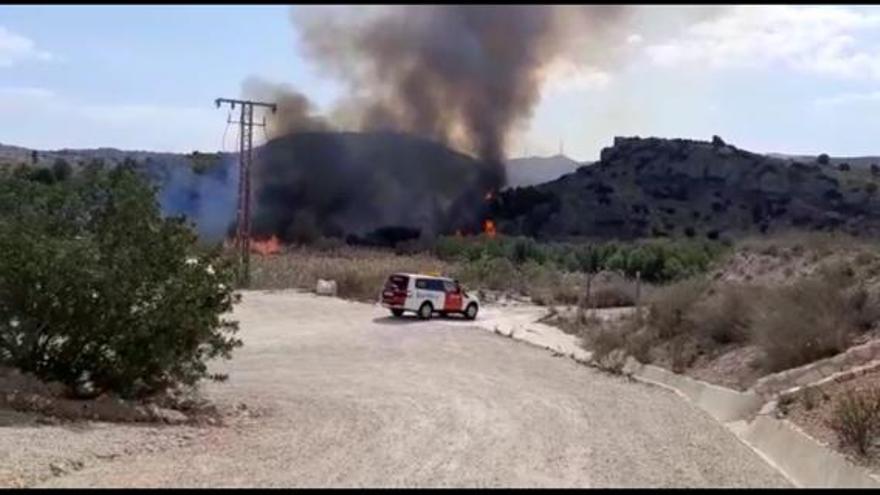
[
  {"x1": 0, "y1": 26, "x2": 52, "y2": 68},
  {"x1": 643, "y1": 6, "x2": 880, "y2": 80}
]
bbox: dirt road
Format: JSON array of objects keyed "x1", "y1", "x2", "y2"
[{"x1": 23, "y1": 291, "x2": 789, "y2": 487}]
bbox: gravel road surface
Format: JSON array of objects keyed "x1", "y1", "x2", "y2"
[{"x1": 5, "y1": 291, "x2": 789, "y2": 487}]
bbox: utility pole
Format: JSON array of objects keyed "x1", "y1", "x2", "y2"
[{"x1": 215, "y1": 97, "x2": 277, "y2": 287}]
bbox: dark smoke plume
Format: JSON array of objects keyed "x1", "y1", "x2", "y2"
[
  {"x1": 291, "y1": 5, "x2": 628, "y2": 189},
  {"x1": 241, "y1": 77, "x2": 331, "y2": 137},
  {"x1": 153, "y1": 6, "x2": 735, "y2": 243}
]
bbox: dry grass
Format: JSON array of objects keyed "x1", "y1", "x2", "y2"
[
  {"x1": 798, "y1": 384, "x2": 828, "y2": 411},
  {"x1": 737, "y1": 230, "x2": 872, "y2": 258},
  {"x1": 688, "y1": 283, "x2": 757, "y2": 345},
  {"x1": 638, "y1": 257, "x2": 880, "y2": 375},
  {"x1": 752, "y1": 276, "x2": 856, "y2": 372},
  {"x1": 829, "y1": 388, "x2": 880, "y2": 457},
  {"x1": 543, "y1": 233, "x2": 880, "y2": 385},
  {"x1": 250, "y1": 247, "x2": 456, "y2": 302},
  {"x1": 250, "y1": 246, "x2": 614, "y2": 307},
  {"x1": 585, "y1": 325, "x2": 625, "y2": 362},
  {"x1": 589, "y1": 283, "x2": 638, "y2": 308},
  {"x1": 646, "y1": 277, "x2": 707, "y2": 340}
]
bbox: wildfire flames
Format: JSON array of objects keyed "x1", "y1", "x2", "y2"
[
  {"x1": 482, "y1": 189, "x2": 497, "y2": 238},
  {"x1": 251, "y1": 235, "x2": 282, "y2": 255},
  {"x1": 483, "y1": 219, "x2": 497, "y2": 238}
]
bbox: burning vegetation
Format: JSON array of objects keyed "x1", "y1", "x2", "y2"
[
  {"x1": 247, "y1": 131, "x2": 495, "y2": 246},
  {"x1": 251, "y1": 235, "x2": 282, "y2": 256},
  {"x1": 483, "y1": 220, "x2": 497, "y2": 238}
]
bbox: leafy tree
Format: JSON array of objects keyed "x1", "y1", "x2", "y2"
[
  {"x1": 0, "y1": 164, "x2": 242, "y2": 398},
  {"x1": 28, "y1": 167, "x2": 57, "y2": 184},
  {"x1": 51, "y1": 158, "x2": 72, "y2": 182},
  {"x1": 817, "y1": 153, "x2": 830, "y2": 165}
]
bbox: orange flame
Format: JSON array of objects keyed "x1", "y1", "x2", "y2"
[
  {"x1": 251, "y1": 235, "x2": 282, "y2": 255},
  {"x1": 483, "y1": 219, "x2": 497, "y2": 238}
]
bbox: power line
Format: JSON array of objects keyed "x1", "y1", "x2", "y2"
[{"x1": 214, "y1": 97, "x2": 277, "y2": 287}]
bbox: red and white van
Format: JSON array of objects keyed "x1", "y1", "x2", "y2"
[{"x1": 381, "y1": 273, "x2": 480, "y2": 320}]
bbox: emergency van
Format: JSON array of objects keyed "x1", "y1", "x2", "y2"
[{"x1": 381, "y1": 273, "x2": 480, "y2": 320}]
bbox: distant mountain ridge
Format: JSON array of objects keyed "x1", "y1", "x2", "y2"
[
  {"x1": 1, "y1": 142, "x2": 583, "y2": 190},
  {"x1": 0, "y1": 142, "x2": 228, "y2": 170}
]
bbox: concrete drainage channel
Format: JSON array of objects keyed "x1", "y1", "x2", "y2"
[{"x1": 470, "y1": 310, "x2": 880, "y2": 489}]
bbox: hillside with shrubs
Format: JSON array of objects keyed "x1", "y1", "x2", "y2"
[{"x1": 492, "y1": 136, "x2": 880, "y2": 241}]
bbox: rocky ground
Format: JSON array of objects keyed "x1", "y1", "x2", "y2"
[{"x1": 1, "y1": 291, "x2": 789, "y2": 488}]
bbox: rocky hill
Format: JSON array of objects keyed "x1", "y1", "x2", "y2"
[
  {"x1": 251, "y1": 131, "x2": 497, "y2": 241},
  {"x1": 769, "y1": 153, "x2": 880, "y2": 170},
  {"x1": 491, "y1": 136, "x2": 880, "y2": 241}
]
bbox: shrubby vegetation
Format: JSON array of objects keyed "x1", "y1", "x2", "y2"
[
  {"x1": 830, "y1": 388, "x2": 880, "y2": 457},
  {"x1": 564, "y1": 248, "x2": 880, "y2": 381},
  {"x1": 0, "y1": 162, "x2": 241, "y2": 398},
  {"x1": 250, "y1": 234, "x2": 725, "y2": 309},
  {"x1": 433, "y1": 235, "x2": 726, "y2": 283}
]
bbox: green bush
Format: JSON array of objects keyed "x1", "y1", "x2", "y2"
[
  {"x1": 507, "y1": 236, "x2": 546, "y2": 264},
  {"x1": 432, "y1": 235, "x2": 724, "y2": 284},
  {"x1": 452, "y1": 255, "x2": 520, "y2": 292},
  {"x1": 0, "y1": 164, "x2": 242, "y2": 398}
]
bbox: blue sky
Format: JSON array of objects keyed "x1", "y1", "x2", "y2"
[{"x1": 2, "y1": 5, "x2": 880, "y2": 161}]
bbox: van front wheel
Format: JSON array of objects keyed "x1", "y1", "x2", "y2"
[
  {"x1": 464, "y1": 303, "x2": 478, "y2": 320},
  {"x1": 418, "y1": 302, "x2": 433, "y2": 320}
]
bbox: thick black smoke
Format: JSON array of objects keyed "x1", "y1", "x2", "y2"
[
  {"x1": 291, "y1": 5, "x2": 628, "y2": 188},
  {"x1": 241, "y1": 77, "x2": 331, "y2": 136}
]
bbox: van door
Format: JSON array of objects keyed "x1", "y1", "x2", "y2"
[
  {"x1": 442, "y1": 280, "x2": 463, "y2": 312},
  {"x1": 414, "y1": 278, "x2": 445, "y2": 310}
]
